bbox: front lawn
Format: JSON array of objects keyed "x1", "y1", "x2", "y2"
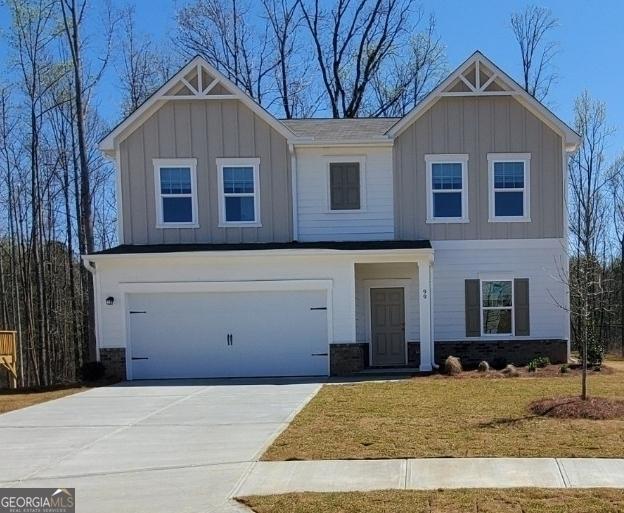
[
  {"x1": 0, "y1": 386, "x2": 91, "y2": 415},
  {"x1": 239, "y1": 489, "x2": 624, "y2": 513},
  {"x1": 263, "y1": 363, "x2": 624, "y2": 460}
]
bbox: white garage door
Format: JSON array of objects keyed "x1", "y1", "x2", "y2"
[{"x1": 128, "y1": 288, "x2": 329, "y2": 379}]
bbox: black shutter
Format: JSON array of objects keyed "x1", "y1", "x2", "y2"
[
  {"x1": 514, "y1": 278, "x2": 530, "y2": 336},
  {"x1": 465, "y1": 279, "x2": 481, "y2": 337}
]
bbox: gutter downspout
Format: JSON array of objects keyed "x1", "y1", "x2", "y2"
[{"x1": 289, "y1": 143, "x2": 299, "y2": 241}]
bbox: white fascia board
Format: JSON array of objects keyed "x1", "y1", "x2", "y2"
[{"x1": 82, "y1": 247, "x2": 434, "y2": 262}]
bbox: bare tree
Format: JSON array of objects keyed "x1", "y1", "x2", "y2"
[
  {"x1": 567, "y1": 91, "x2": 614, "y2": 399},
  {"x1": 608, "y1": 154, "x2": 624, "y2": 356},
  {"x1": 299, "y1": 0, "x2": 415, "y2": 118},
  {"x1": 365, "y1": 12, "x2": 446, "y2": 116},
  {"x1": 260, "y1": 0, "x2": 319, "y2": 118},
  {"x1": 510, "y1": 5, "x2": 558, "y2": 101},
  {"x1": 118, "y1": 6, "x2": 176, "y2": 116},
  {"x1": 175, "y1": 0, "x2": 277, "y2": 105}
]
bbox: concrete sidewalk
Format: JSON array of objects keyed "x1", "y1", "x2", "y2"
[{"x1": 234, "y1": 458, "x2": 624, "y2": 496}]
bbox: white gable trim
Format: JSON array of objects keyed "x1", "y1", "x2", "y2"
[
  {"x1": 386, "y1": 51, "x2": 581, "y2": 152},
  {"x1": 99, "y1": 56, "x2": 298, "y2": 157}
]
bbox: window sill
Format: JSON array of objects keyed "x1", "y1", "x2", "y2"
[
  {"x1": 218, "y1": 222, "x2": 262, "y2": 228},
  {"x1": 426, "y1": 217, "x2": 469, "y2": 224},
  {"x1": 326, "y1": 209, "x2": 366, "y2": 214},
  {"x1": 488, "y1": 217, "x2": 531, "y2": 223},
  {"x1": 156, "y1": 223, "x2": 199, "y2": 229}
]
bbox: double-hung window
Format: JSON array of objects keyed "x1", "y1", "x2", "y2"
[
  {"x1": 488, "y1": 153, "x2": 530, "y2": 222},
  {"x1": 481, "y1": 280, "x2": 513, "y2": 335},
  {"x1": 425, "y1": 154, "x2": 469, "y2": 223},
  {"x1": 217, "y1": 158, "x2": 261, "y2": 226},
  {"x1": 154, "y1": 159, "x2": 198, "y2": 228}
]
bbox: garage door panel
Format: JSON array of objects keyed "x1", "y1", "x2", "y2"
[{"x1": 128, "y1": 288, "x2": 328, "y2": 379}]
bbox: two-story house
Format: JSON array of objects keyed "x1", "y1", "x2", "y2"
[{"x1": 85, "y1": 51, "x2": 580, "y2": 380}]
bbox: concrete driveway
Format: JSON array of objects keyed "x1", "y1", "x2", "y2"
[{"x1": 0, "y1": 379, "x2": 321, "y2": 513}]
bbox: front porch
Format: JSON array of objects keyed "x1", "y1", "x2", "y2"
[{"x1": 329, "y1": 252, "x2": 434, "y2": 375}]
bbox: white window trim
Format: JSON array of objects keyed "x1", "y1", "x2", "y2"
[
  {"x1": 425, "y1": 154, "x2": 469, "y2": 223},
  {"x1": 216, "y1": 157, "x2": 262, "y2": 227},
  {"x1": 325, "y1": 155, "x2": 367, "y2": 213},
  {"x1": 154, "y1": 158, "x2": 199, "y2": 229},
  {"x1": 480, "y1": 277, "x2": 514, "y2": 337},
  {"x1": 488, "y1": 153, "x2": 531, "y2": 223}
]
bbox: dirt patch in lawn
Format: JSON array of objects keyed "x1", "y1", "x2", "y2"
[
  {"x1": 530, "y1": 396, "x2": 624, "y2": 420},
  {"x1": 239, "y1": 488, "x2": 624, "y2": 513}
]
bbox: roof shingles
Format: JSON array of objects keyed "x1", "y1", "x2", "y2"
[{"x1": 281, "y1": 118, "x2": 399, "y2": 142}]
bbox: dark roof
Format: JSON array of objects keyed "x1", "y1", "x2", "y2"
[
  {"x1": 91, "y1": 240, "x2": 431, "y2": 256},
  {"x1": 281, "y1": 118, "x2": 399, "y2": 141}
]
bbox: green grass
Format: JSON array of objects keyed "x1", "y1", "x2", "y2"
[
  {"x1": 239, "y1": 489, "x2": 624, "y2": 513},
  {"x1": 263, "y1": 363, "x2": 624, "y2": 460}
]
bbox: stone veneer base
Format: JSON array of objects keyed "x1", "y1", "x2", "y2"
[
  {"x1": 99, "y1": 348, "x2": 127, "y2": 381},
  {"x1": 329, "y1": 339, "x2": 567, "y2": 375}
]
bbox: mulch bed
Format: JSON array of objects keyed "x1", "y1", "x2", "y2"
[
  {"x1": 433, "y1": 364, "x2": 614, "y2": 380},
  {"x1": 529, "y1": 396, "x2": 624, "y2": 420}
]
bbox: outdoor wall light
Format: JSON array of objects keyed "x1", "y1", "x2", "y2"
[{"x1": 105, "y1": 297, "x2": 115, "y2": 306}]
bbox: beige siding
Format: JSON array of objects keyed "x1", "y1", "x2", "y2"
[
  {"x1": 119, "y1": 100, "x2": 292, "y2": 244},
  {"x1": 394, "y1": 96, "x2": 564, "y2": 240}
]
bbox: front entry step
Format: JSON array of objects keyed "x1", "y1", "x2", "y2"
[{"x1": 353, "y1": 366, "x2": 424, "y2": 377}]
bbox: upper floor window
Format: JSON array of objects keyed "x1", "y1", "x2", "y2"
[
  {"x1": 154, "y1": 158, "x2": 198, "y2": 228},
  {"x1": 329, "y1": 160, "x2": 363, "y2": 211},
  {"x1": 488, "y1": 153, "x2": 531, "y2": 222},
  {"x1": 217, "y1": 158, "x2": 261, "y2": 226},
  {"x1": 425, "y1": 154, "x2": 469, "y2": 223}
]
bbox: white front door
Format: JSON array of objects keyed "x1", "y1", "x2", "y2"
[{"x1": 128, "y1": 289, "x2": 328, "y2": 379}]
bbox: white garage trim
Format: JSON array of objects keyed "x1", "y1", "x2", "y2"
[{"x1": 119, "y1": 279, "x2": 333, "y2": 380}]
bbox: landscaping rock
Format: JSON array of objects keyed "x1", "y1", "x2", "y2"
[
  {"x1": 501, "y1": 364, "x2": 520, "y2": 377},
  {"x1": 444, "y1": 356, "x2": 462, "y2": 376}
]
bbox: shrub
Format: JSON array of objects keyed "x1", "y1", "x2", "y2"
[
  {"x1": 80, "y1": 361, "x2": 106, "y2": 382},
  {"x1": 501, "y1": 364, "x2": 520, "y2": 377},
  {"x1": 477, "y1": 361, "x2": 490, "y2": 373},
  {"x1": 527, "y1": 356, "x2": 550, "y2": 373},
  {"x1": 535, "y1": 356, "x2": 550, "y2": 368},
  {"x1": 560, "y1": 364, "x2": 570, "y2": 374},
  {"x1": 444, "y1": 356, "x2": 462, "y2": 376}
]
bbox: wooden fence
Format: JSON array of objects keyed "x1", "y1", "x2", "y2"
[{"x1": 0, "y1": 331, "x2": 17, "y2": 389}]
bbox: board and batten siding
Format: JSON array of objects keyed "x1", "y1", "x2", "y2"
[
  {"x1": 394, "y1": 96, "x2": 564, "y2": 240},
  {"x1": 119, "y1": 99, "x2": 292, "y2": 244},
  {"x1": 296, "y1": 146, "x2": 394, "y2": 241},
  {"x1": 432, "y1": 239, "x2": 567, "y2": 341}
]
